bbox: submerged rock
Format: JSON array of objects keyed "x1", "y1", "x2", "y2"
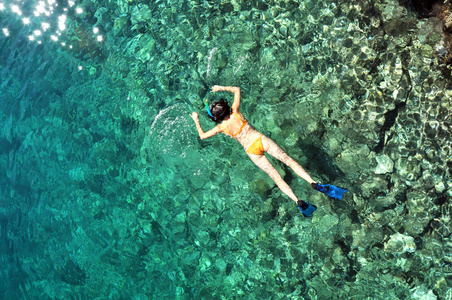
[
  {"x1": 384, "y1": 232, "x2": 416, "y2": 254},
  {"x1": 131, "y1": 4, "x2": 152, "y2": 25},
  {"x1": 375, "y1": 154, "x2": 394, "y2": 174},
  {"x1": 411, "y1": 285, "x2": 437, "y2": 300}
]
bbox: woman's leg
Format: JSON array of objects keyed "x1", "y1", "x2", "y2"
[
  {"x1": 247, "y1": 153, "x2": 299, "y2": 204},
  {"x1": 261, "y1": 135, "x2": 316, "y2": 185}
]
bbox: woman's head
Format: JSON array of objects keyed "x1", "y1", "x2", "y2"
[{"x1": 208, "y1": 98, "x2": 231, "y2": 123}]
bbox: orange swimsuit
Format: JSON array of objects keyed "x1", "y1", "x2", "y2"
[
  {"x1": 221, "y1": 113, "x2": 248, "y2": 138},
  {"x1": 246, "y1": 135, "x2": 264, "y2": 155},
  {"x1": 221, "y1": 113, "x2": 265, "y2": 155}
]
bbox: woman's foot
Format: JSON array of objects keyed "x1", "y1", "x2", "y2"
[
  {"x1": 297, "y1": 200, "x2": 317, "y2": 217},
  {"x1": 312, "y1": 183, "x2": 348, "y2": 200}
]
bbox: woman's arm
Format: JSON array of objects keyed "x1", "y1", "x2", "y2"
[
  {"x1": 212, "y1": 85, "x2": 241, "y2": 112},
  {"x1": 190, "y1": 112, "x2": 222, "y2": 140}
]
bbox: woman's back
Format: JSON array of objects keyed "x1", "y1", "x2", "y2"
[{"x1": 221, "y1": 112, "x2": 262, "y2": 151}]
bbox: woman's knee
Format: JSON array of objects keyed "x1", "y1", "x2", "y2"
[
  {"x1": 284, "y1": 156, "x2": 297, "y2": 167},
  {"x1": 269, "y1": 146, "x2": 293, "y2": 166}
]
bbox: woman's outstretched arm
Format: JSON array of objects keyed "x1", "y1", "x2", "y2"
[
  {"x1": 190, "y1": 112, "x2": 222, "y2": 140},
  {"x1": 212, "y1": 85, "x2": 241, "y2": 112}
]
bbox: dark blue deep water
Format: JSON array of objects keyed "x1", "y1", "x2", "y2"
[{"x1": 1, "y1": 0, "x2": 451, "y2": 299}]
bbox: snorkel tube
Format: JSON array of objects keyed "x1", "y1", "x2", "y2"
[{"x1": 205, "y1": 99, "x2": 214, "y2": 118}]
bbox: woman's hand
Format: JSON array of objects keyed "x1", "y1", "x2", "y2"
[
  {"x1": 212, "y1": 85, "x2": 223, "y2": 92},
  {"x1": 189, "y1": 112, "x2": 199, "y2": 121}
]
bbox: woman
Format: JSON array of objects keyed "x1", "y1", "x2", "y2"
[{"x1": 190, "y1": 85, "x2": 347, "y2": 217}]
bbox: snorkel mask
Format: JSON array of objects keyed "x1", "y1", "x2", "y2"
[
  {"x1": 205, "y1": 99, "x2": 214, "y2": 118},
  {"x1": 205, "y1": 98, "x2": 230, "y2": 123}
]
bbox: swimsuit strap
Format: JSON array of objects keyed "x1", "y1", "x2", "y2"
[
  {"x1": 232, "y1": 112, "x2": 245, "y2": 122},
  {"x1": 232, "y1": 119, "x2": 248, "y2": 137},
  {"x1": 222, "y1": 113, "x2": 248, "y2": 137},
  {"x1": 220, "y1": 123, "x2": 233, "y2": 136}
]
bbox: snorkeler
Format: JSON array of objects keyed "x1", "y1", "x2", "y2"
[{"x1": 190, "y1": 85, "x2": 347, "y2": 217}]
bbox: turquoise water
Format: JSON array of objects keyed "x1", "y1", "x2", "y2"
[{"x1": 1, "y1": 0, "x2": 451, "y2": 298}]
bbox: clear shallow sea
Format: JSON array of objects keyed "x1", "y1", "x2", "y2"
[{"x1": 0, "y1": 0, "x2": 451, "y2": 299}]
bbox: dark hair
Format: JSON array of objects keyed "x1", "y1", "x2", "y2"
[{"x1": 209, "y1": 98, "x2": 231, "y2": 123}]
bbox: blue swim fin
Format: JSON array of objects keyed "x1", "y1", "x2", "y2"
[
  {"x1": 297, "y1": 200, "x2": 317, "y2": 217},
  {"x1": 312, "y1": 183, "x2": 348, "y2": 200}
]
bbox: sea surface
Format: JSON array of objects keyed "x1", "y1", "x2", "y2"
[{"x1": 0, "y1": 0, "x2": 451, "y2": 299}]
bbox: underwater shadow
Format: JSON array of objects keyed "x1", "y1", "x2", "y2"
[{"x1": 297, "y1": 140, "x2": 345, "y2": 183}]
